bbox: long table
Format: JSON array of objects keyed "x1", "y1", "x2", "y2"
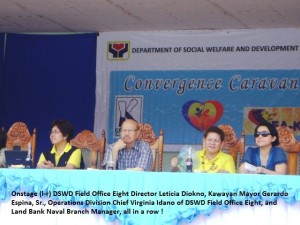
[{"x1": 0, "y1": 169, "x2": 300, "y2": 225}]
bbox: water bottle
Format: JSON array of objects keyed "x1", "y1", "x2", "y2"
[
  {"x1": 25, "y1": 142, "x2": 32, "y2": 168},
  {"x1": 186, "y1": 147, "x2": 193, "y2": 172},
  {"x1": 107, "y1": 153, "x2": 114, "y2": 170}
]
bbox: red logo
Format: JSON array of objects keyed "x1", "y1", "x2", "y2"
[{"x1": 107, "y1": 42, "x2": 130, "y2": 60}]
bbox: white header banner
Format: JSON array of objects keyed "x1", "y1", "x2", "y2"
[{"x1": 95, "y1": 28, "x2": 300, "y2": 144}]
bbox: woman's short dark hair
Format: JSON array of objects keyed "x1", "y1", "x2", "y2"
[
  {"x1": 0, "y1": 129, "x2": 7, "y2": 149},
  {"x1": 51, "y1": 120, "x2": 74, "y2": 142},
  {"x1": 204, "y1": 126, "x2": 225, "y2": 142},
  {"x1": 254, "y1": 122, "x2": 279, "y2": 146}
]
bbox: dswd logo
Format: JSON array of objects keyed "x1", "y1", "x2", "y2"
[{"x1": 107, "y1": 41, "x2": 130, "y2": 60}]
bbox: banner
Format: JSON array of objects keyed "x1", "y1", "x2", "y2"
[{"x1": 95, "y1": 29, "x2": 300, "y2": 146}]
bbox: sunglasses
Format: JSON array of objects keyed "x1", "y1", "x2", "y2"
[{"x1": 254, "y1": 131, "x2": 271, "y2": 138}]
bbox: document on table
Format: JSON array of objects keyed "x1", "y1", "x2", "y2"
[{"x1": 244, "y1": 162, "x2": 257, "y2": 172}]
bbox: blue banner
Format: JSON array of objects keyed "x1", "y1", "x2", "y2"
[{"x1": 108, "y1": 70, "x2": 300, "y2": 145}]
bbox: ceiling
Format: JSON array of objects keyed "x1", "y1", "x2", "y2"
[{"x1": 0, "y1": 0, "x2": 300, "y2": 33}]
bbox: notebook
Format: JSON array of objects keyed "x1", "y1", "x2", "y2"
[{"x1": 4, "y1": 150, "x2": 32, "y2": 168}]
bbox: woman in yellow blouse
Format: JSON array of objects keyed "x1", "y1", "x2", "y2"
[
  {"x1": 37, "y1": 120, "x2": 83, "y2": 169},
  {"x1": 171, "y1": 126, "x2": 236, "y2": 173}
]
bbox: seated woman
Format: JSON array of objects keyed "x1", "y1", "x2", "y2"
[
  {"x1": 239, "y1": 122, "x2": 287, "y2": 175},
  {"x1": 37, "y1": 120, "x2": 84, "y2": 169},
  {"x1": 171, "y1": 126, "x2": 236, "y2": 173}
]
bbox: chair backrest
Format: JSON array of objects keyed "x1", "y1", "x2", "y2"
[
  {"x1": 6, "y1": 122, "x2": 37, "y2": 167},
  {"x1": 218, "y1": 124, "x2": 245, "y2": 168},
  {"x1": 276, "y1": 126, "x2": 300, "y2": 175},
  {"x1": 137, "y1": 123, "x2": 164, "y2": 172},
  {"x1": 70, "y1": 129, "x2": 106, "y2": 169}
]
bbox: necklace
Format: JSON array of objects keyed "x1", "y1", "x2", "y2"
[{"x1": 197, "y1": 161, "x2": 218, "y2": 173}]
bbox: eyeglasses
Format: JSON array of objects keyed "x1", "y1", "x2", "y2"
[
  {"x1": 120, "y1": 129, "x2": 137, "y2": 134},
  {"x1": 254, "y1": 131, "x2": 271, "y2": 138},
  {"x1": 50, "y1": 130, "x2": 61, "y2": 135}
]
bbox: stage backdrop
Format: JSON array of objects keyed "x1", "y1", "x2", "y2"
[
  {"x1": 95, "y1": 29, "x2": 300, "y2": 147},
  {"x1": 0, "y1": 33, "x2": 97, "y2": 164}
]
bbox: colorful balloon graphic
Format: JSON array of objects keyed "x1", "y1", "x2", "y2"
[
  {"x1": 182, "y1": 100, "x2": 224, "y2": 131},
  {"x1": 248, "y1": 109, "x2": 273, "y2": 125}
]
